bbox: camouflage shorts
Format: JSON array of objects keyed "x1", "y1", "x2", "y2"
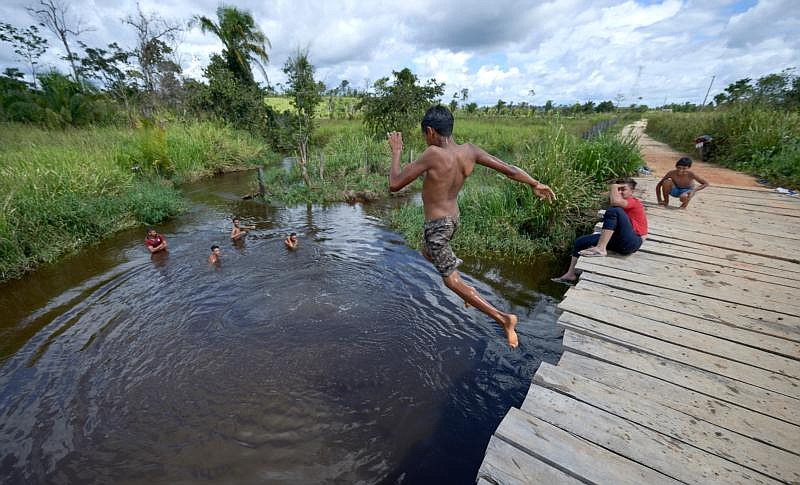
[{"x1": 423, "y1": 215, "x2": 462, "y2": 277}]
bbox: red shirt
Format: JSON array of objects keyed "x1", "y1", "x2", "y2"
[
  {"x1": 624, "y1": 197, "x2": 648, "y2": 236},
  {"x1": 145, "y1": 234, "x2": 165, "y2": 248}
]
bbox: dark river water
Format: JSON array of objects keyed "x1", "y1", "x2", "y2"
[{"x1": 0, "y1": 171, "x2": 566, "y2": 484}]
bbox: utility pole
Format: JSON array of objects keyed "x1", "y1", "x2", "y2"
[{"x1": 701, "y1": 75, "x2": 715, "y2": 107}]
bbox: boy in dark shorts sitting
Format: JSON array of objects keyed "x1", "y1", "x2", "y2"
[
  {"x1": 656, "y1": 157, "x2": 709, "y2": 209},
  {"x1": 388, "y1": 105, "x2": 555, "y2": 348},
  {"x1": 553, "y1": 178, "x2": 648, "y2": 285}
]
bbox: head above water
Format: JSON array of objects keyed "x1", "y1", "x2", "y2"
[
  {"x1": 421, "y1": 105, "x2": 454, "y2": 138},
  {"x1": 146, "y1": 228, "x2": 157, "y2": 237},
  {"x1": 676, "y1": 157, "x2": 692, "y2": 168},
  {"x1": 289, "y1": 232, "x2": 297, "y2": 240},
  {"x1": 210, "y1": 245, "x2": 220, "y2": 253}
]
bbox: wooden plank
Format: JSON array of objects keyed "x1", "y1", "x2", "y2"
[
  {"x1": 534, "y1": 364, "x2": 800, "y2": 483},
  {"x1": 645, "y1": 225, "x2": 800, "y2": 262},
  {"x1": 576, "y1": 273, "x2": 800, "y2": 339},
  {"x1": 478, "y1": 435, "x2": 584, "y2": 485},
  {"x1": 645, "y1": 211, "x2": 800, "y2": 242},
  {"x1": 643, "y1": 235, "x2": 800, "y2": 274},
  {"x1": 575, "y1": 260, "x2": 800, "y2": 315},
  {"x1": 561, "y1": 288, "x2": 800, "y2": 359},
  {"x1": 519, "y1": 385, "x2": 780, "y2": 484},
  {"x1": 492, "y1": 409, "x2": 679, "y2": 485},
  {"x1": 559, "y1": 311, "x2": 800, "y2": 399},
  {"x1": 639, "y1": 239, "x2": 800, "y2": 282},
  {"x1": 562, "y1": 330, "x2": 800, "y2": 425},
  {"x1": 557, "y1": 351, "x2": 800, "y2": 454},
  {"x1": 585, "y1": 250, "x2": 800, "y2": 290}
]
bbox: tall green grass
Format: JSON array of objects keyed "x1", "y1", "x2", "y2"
[
  {"x1": 646, "y1": 106, "x2": 800, "y2": 188},
  {"x1": 0, "y1": 121, "x2": 273, "y2": 281}
]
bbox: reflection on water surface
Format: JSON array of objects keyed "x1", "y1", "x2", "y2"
[{"x1": 0, "y1": 171, "x2": 564, "y2": 483}]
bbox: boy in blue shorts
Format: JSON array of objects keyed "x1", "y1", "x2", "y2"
[{"x1": 656, "y1": 157, "x2": 709, "y2": 209}]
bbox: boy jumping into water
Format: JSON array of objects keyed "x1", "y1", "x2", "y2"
[
  {"x1": 656, "y1": 157, "x2": 709, "y2": 209},
  {"x1": 388, "y1": 105, "x2": 556, "y2": 348}
]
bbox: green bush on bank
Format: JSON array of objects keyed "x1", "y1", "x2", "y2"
[
  {"x1": 645, "y1": 107, "x2": 800, "y2": 188},
  {"x1": 0, "y1": 121, "x2": 273, "y2": 281}
]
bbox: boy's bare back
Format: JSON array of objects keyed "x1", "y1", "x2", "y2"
[{"x1": 419, "y1": 143, "x2": 480, "y2": 220}]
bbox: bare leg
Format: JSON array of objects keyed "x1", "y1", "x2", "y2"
[
  {"x1": 443, "y1": 270, "x2": 518, "y2": 348},
  {"x1": 660, "y1": 179, "x2": 674, "y2": 206},
  {"x1": 556, "y1": 256, "x2": 580, "y2": 281},
  {"x1": 679, "y1": 192, "x2": 692, "y2": 209},
  {"x1": 579, "y1": 229, "x2": 613, "y2": 256}
]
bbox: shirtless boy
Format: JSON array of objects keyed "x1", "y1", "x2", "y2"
[
  {"x1": 284, "y1": 232, "x2": 298, "y2": 250},
  {"x1": 230, "y1": 218, "x2": 255, "y2": 240},
  {"x1": 208, "y1": 245, "x2": 221, "y2": 264},
  {"x1": 388, "y1": 105, "x2": 555, "y2": 348},
  {"x1": 656, "y1": 157, "x2": 709, "y2": 209}
]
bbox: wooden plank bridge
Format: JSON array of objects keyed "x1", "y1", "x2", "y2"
[{"x1": 478, "y1": 178, "x2": 800, "y2": 484}]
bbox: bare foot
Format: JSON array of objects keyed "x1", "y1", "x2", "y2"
[{"x1": 501, "y1": 314, "x2": 519, "y2": 348}]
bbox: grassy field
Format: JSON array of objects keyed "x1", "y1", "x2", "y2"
[
  {"x1": 264, "y1": 96, "x2": 361, "y2": 119},
  {"x1": 0, "y1": 121, "x2": 274, "y2": 281},
  {"x1": 645, "y1": 106, "x2": 800, "y2": 188}
]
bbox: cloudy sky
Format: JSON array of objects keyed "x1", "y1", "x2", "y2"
[{"x1": 1, "y1": 0, "x2": 798, "y2": 106}]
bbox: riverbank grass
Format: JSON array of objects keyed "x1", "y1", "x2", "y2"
[{"x1": 0, "y1": 121, "x2": 273, "y2": 281}]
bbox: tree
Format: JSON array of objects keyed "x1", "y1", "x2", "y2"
[
  {"x1": 78, "y1": 41, "x2": 134, "y2": 110},
  {"x1": 27, "y1": 0, "x2": 90, "y2": 84},
  {"x1": 359, "y1": 67, "x2": 444, "y2": 138},
  {"x1": 282, "y1": 50, "x2": 323, "y2": 187},
  {"x1": 460, "y1": 88, "x2": 469, "y2": 107},
  {"x1": 194, "y1": 6, "x2": 270, "y2": 85},
  {"x1": 543, "y1": 99, "x2": 554, "y2": 113},
  {"x1": 0, "y1": 23, "x2": 48, "y2": 89},
  {"x1": 595, "y1": 100, "x2": 615, "y2": 112},
  {"x1": 123, "y1": 5, "x2": 182, "y2": 97}
]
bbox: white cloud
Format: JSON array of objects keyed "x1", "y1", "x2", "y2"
[{"x1": 1, "y1": 0, "x2": 797, "y2": 106}]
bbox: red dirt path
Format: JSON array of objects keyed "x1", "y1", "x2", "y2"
[{"x1": 624, "y1": 120, "x2": 762, "y2": 187}]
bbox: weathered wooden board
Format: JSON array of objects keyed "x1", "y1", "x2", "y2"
[
  {"x1": 519, "y1": 385, "x2": 780, "y2": 484},
  {"x1": 575, "y1": 260, "x2": 800, "y2": 316},
  {"x1": 492, "y1": 409, "x2": 680, "y2": 485},
  {"x1": 559, "y1": 312, "x2": 800, "y2": 399},
  {"x1": 560, "y1": 288, "x2": 800, "y2": 359},
  {"x1": 533, "y1": 363, "x2": 800, "y2": 483},
  {"x1": 477, "y1": 435, "x2": 584, "y2": 485},
  {"x1": 557, "y1": 351, "x2": 800, "y2": 454},
  {"x1": 575, "y1": 274, "x2": 800, "y2": 338},
  {"x1": 562, "y1": 330, "x2": 800, "y2": 425}
]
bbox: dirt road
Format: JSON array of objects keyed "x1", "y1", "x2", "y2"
[{"x1": 623, "y1": 120, "x2": 761, "y2": 187}]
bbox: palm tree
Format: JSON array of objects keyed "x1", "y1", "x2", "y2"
[{"x1": 195, "y1": 6, "x2": 270, "y2": 85}]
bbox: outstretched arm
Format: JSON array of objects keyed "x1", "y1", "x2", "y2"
[
  {"x1": 388, "y1": 131, "x2": 431, "y2": 192},
  {"x1": 473, "y1": 145, "x2": 555, "y2": 201}
]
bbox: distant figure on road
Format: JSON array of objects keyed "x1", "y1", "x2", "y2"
[
  {"x1": 388, "y1": 105, "x2": 556, "y2": 348},
  {"x1": 230, "y1": 218, "x2": 255, "y2": 240},
  {"x1": 284, "y1": 232, "x2": 299, "y2": 250},
  {"x1": 656, "y1": 157, "x2": 709, "y2": 209},
  {"x1": 208, "y1": 245, "x2": 221, "y2": 265},
  {"x1": 145, "y1": 228, "x2": 168, "y2": 254},
  {"x1": 552, "y1": 178, "x2": 648, "y2": 285}
]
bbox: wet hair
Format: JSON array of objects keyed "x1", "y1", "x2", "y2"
[
  {"x1": 614, "y1": 177, "x2": 637, "y2": 189},
  {"x1": 421, "y1": 105, "x2": 454, "y2": 137},
  {"x1": 210, "y1": 245, "x2": 219, "y2": 251},
  {"x1": 146, "y1": 227, "x2": 156, "y2": 234},
  {"x1": 290, "y1": 232, "x2": 297, "y2": 237},
  {"x1": 676, "y1": 157, "x2": 692, "y2": 168},
  {"x1": 232, "y1": 217, "x2": 240, "y2": 222}
]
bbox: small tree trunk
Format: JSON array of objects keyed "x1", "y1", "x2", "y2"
[
  {"x1": 318, "y1": 151, "x2": 324, "y2": 181},
  {"x1": 298, "y1": 138, "x2": 312, "y2": 188},
  {"x1": 256, "y1": 166, "x2": 267, "y2": 196}
]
